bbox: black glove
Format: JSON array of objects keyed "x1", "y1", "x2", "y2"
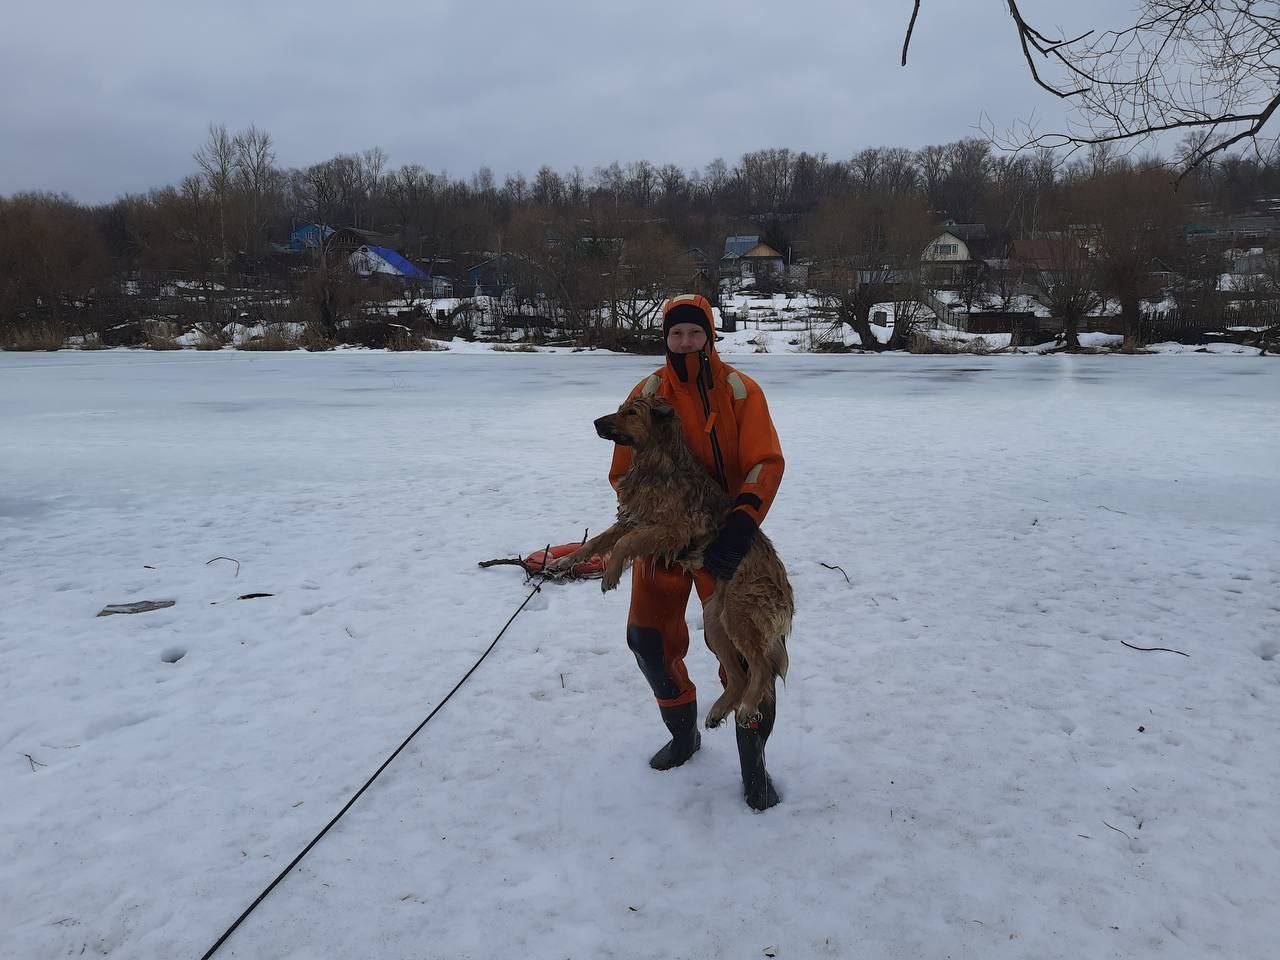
[{"x1": 702, "y1": 511, "x2": 757, "y2": 581}]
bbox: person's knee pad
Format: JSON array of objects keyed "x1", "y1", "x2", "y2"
[{"x1": 626, "y1": 625, "x2": 682, "y2": 701}]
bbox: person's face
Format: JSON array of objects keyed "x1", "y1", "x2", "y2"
[{"x1": 666, "y1": 322, "x2": 708, "y2": 355}]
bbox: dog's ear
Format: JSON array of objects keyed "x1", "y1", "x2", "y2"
[{"x1": 651, "y1": 401, "x2": 676, "y2": 420}]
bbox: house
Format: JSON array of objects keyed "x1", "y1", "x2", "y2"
[
  {"x1": 572, "y1": 236, "x2": 624, "y2": 260},
  {"x1": 1010, "y1": 235, "x2": 1091, "y2": 281},
  {"x1": 737, "y1": 242, "x2": 785, "y2": 278},
  {"x1": 466, "y1": 253, "x2": 527, "y2": 297},
  {"x1": 720, "y1": 235, "x2": 785, "y2": 280},
  {"x1": 719, "y1": 235, "x2": 759, "y2": 277},
  {"x1": 921, "y1": 221, "x2": 998, "y2": 284},
  {"x1": 411, "y1": 258, "x2": 457, "y2": 297},
  {"x1": 288, "y1": 223, "x2": 333, "y2": 251},
  {"x1": 1222, "y1": 215, "x2": 1279, "y2": 243},
  {"x1": 682, "y1": 247, "x2": 715, "y2": 299},
  {"x1": 349, "y1": 245, "x2": 430, "y2": 281},
  {"x1": 1226, "y1": 246, "x2": 1275, "y2": 275},
  {"x1": 285, "y1": 224, "x2": 397, "y2": 257},
  {"x1": 1186, "y1": 214, "x2": 1280, "y2": 244}
]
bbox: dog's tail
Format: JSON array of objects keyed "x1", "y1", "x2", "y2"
[{"x1": 769, "y1": 634, "x2": 789, "y2": 683}]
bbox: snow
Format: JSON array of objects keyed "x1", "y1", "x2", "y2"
[
  {"x1": 1218, "y1": 273, "x2": 1272, "y2": 293},
  {"x1": 2, "y1": 352, "x2": 1278, "y2": 960},
  {"x1": 1147, "y1": 340, "x2": 1267, "y2": 356},
  {"x1": 379, "y1": 297, "x2": 462, "y2": 313}
]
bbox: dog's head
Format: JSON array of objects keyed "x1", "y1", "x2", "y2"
[{"x1": 595, "y1": 397, "x2": 678, "y2": 447}]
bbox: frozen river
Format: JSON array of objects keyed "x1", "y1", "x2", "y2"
[{"x1": 2, "y1": 350, "x2": 1277, "y2": 959}]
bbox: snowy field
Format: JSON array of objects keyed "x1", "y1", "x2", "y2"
[{"x1": 2, "y1": 351, "x2": 1278, "y2": 960}]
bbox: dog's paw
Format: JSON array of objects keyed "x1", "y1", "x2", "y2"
[
  {"x1": 600, "y1": 570, "x2": 621, "y2": 593},
  {"x1": 704, "y1": 708, "x2": 728, "y2": 729},
  {"x1": 735, "y1": 708, "x2": 764, "y2": 728}
]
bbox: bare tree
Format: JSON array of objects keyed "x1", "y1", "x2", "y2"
[
  {"x1": 1086, "y1": 162, "x2": 1184, "y2": 349},
  {"x1": 955, "y1": 262, "x2": 992, "y2": 317},
  {"x1": 656, "y1": 164, "x2": 689, "y2": 206},
  {"x1": 193, "y1": 124, "x2": 236, "y2": 265},
  {"x1": 902, "y1": 1, "x2": 1280, "y2": 175},
  {"x1": 737, "y1": 149, "x2": 796, "y2": 213},
  {"x1": 177, "y1": 174, "x2": 221, "y2": 276},
  {"x1": 233, "y1": 125, "x2": 276, "y2": 258},
  {"x1": 360, "y1": 147, "x2": 388, "y2": 229},
  {"x1": 532, "y1": 165, "x2": 565, "y2": 206},
  {"x1": 916, "y1": 144, "x2": 949, "y2": 210},
  {"x1": 302, "y1": 160, "x2": 342, "y2": 227},
  {"x1": 609, "y1": 222, "x2": 685, "y2": 339},
  {"x1": 0, "y1": 193, "x2": 108, "y2": 340},
  {"x1": 1021, "y1": 230, "x2": 1102, "y2": 349},
  {"x1": 809, "y1": 193, "x2": 935, "y2": 351},
  {"x1": 1165, "y1": 236, "x2": 1226, "y2": 324}
]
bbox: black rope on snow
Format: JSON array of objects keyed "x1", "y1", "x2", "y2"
[{"x1": 199, "y1": 552, "x2": 554, "y2": 960}]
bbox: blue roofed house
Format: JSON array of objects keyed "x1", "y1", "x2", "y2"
[
  {"x1": 288, "y1": 223, "x2": 334, "y2": 252},
  {"x1": 349, "y1": 245, "x2": 430, "y2": 281}
]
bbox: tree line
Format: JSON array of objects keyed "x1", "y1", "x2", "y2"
[{"x1": 3, "y1": 124, "x2": 1279, "y2": 351}]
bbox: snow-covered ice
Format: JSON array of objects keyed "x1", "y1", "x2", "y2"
[{"x1": 2, "y1": 351, "x2": 1277, "y2": 959}]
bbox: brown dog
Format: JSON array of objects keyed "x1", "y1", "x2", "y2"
[{"x1": 553, "y1": 396, "x2": 794, "y2": 727}]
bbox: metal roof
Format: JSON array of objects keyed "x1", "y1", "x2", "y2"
[
  {"x1": 366, "y1": 245, "x2": 429, "y2": 280},
  {"x1": 722, "y1": 235, "x2": 760, "y2": 259}
]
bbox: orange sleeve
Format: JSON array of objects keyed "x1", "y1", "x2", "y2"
[
  {"x1": 730, "y1": 376, "x2": 784, "y2": 525},
  {"x1": 608, "y1": 443, "x2": 632, "y2": 493}
]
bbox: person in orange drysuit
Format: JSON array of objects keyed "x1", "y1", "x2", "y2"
[{"x1": 608, "y1": 294, "x2": 785, "y2": 810}]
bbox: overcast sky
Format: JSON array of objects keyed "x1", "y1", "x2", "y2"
[{"x1": 2, "y1": 0, "x2": 1125, "y2": 204}]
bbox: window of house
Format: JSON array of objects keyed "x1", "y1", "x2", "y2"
[{"x1": 933, "y1": 243, "x2": 958, "y2": 257}]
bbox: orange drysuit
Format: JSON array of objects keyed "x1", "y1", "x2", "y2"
[{"x1": 610, "y1": 295, "x2": 785, "y2": 707}]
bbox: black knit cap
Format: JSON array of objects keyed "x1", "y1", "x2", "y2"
[
  {"x1": 663, "y1": 302, "x2": 714, "y2": 342},
  {"x1": 662, "y1": 301, "x2": 715, "y2": 383}
]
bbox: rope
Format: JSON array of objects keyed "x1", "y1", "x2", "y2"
[{"x1": 199, "y1": 559, "x2": 552, "y2": 959}]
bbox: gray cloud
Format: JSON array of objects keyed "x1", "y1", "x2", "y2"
[{"x1": 2, "y1": 0, "x2": 1122, "y2": 203}]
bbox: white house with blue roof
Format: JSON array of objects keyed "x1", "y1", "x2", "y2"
[{"x1": 349, "y1": 245, "x2": 430, "y2": 282}]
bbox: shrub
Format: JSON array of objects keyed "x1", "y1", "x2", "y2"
[
  {"x1": 144, "y1": 325, "x2": 183, "y2": 350},
  {"x1": 298, "y1": 322, "x2": 334, "y2": 352},
  {"x1": 191, "y1": 329, "x2": 225, "y2": 350},
  {"x1": 814, "y1": 340, "x2": 853, "y2": 353},
  {"x1": 1, "y1": 320, "x2": 65, "y2": 351},
  {"x1": 387, "y1": 325, "x2": 448, "y2": 351},
  {"x1": 240, "y1": 324, "x2": 301, "y2": 351},
  {"x1": 909, "y1": 332, "x2": 993, "y2": 354},
  {"x1": 100, "y1": 321, "x2": 147, "y2": 347}
]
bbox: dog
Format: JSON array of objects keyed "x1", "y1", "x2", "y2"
[{"x1": 552, "y1": 395, "x2": 793, "y2": 727}]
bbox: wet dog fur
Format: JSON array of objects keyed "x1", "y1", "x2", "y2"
[{"x1": 554, "y1": 396, "x2": 793, "y2": 727}]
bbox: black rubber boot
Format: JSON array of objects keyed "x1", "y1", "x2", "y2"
[
  {"x1": 736, "y1": 699, "x2": 780, "y2": 810},
  {"x1": 649, "y1": 701, "x2": 702, "y2": 770}
]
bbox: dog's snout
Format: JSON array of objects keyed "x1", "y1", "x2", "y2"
[{"x1": 594, "y1": 414, "x2": 631, "y2": 445}]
